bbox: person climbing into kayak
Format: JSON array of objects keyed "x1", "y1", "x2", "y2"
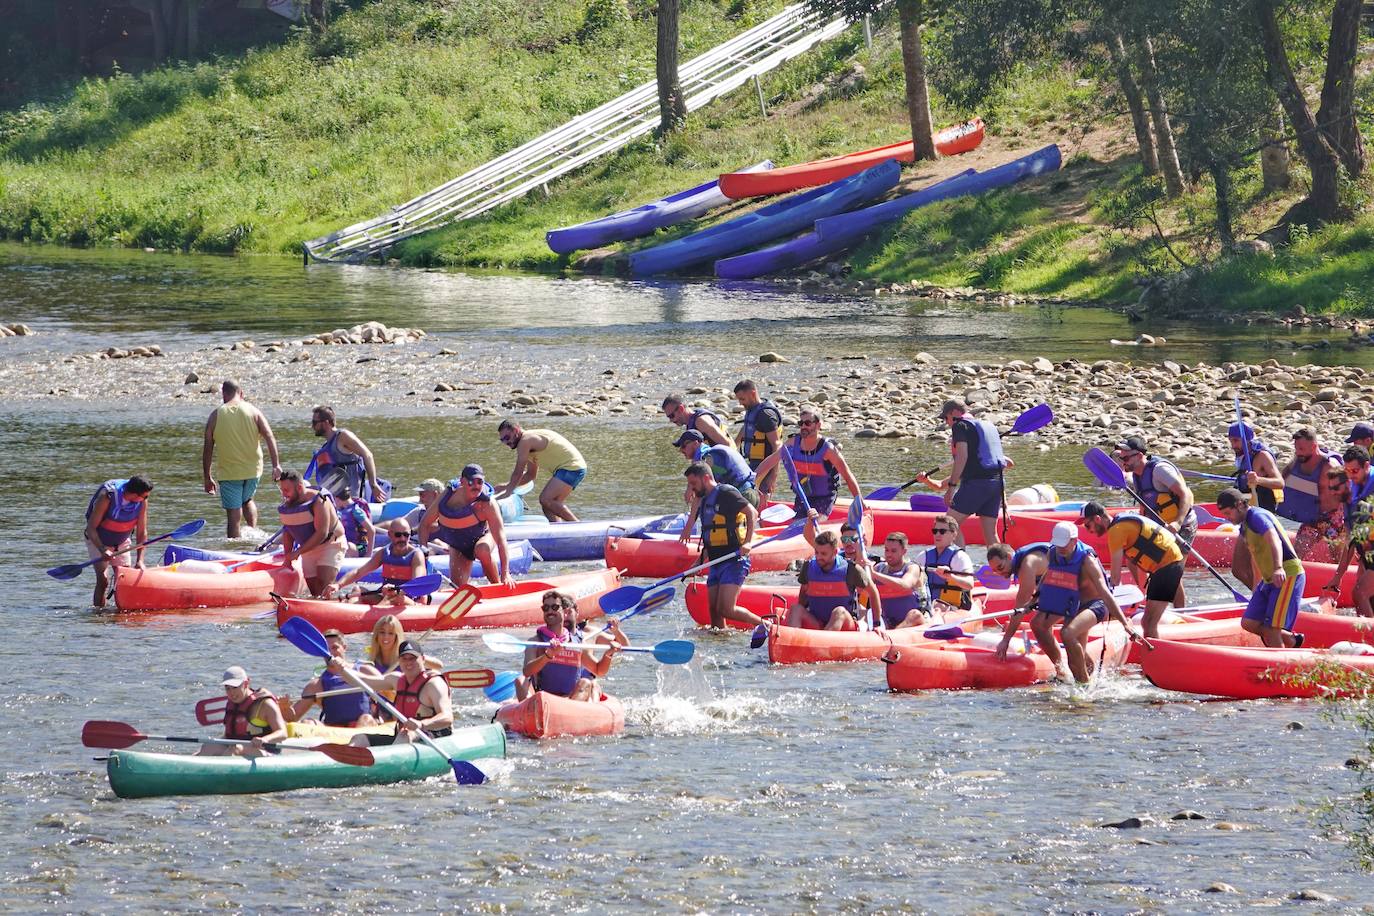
[
  {"x1": 680, "y1": 461, "x2": 765, "y2": 631},
  {"x1": 308, "y1": 406, "x2": 384, "y2": 502},
  {"x1": 276, "y1": 469, "x2": 347, "y2": 597},
  {"x1": 493, "y1": 420, "x2": 587, "y2": 522},
  {"x1": 420, "y1": 464, "x2": 515, "y2": 589},
  {"x1": 733, "y1": 379, "x2": 783, "y2": 505},
  {"x1": 985, "y1": 542, "x2": 1050, "y2": 584},
  {"x1": 403, "y1": 478, "x2": 447, "y2": 553},
  {"x1": 514, "y1": 590, "x2": 627, "y2": 702},
  {"x1": 1278, "y1": 427, "x2": 1345, "y2": 561},
  {"x1": 1080, "y1": 502, "x2": 1186, "y2": 638},
  {"x1": 1113, "y1": 435, "x2": 1197, "y2": 546},
  {"x1": 324, "y1": 519, "x2": 426, "y2": 605},
  {"x1": 921, "y1": 514, "x2": 976, "y2": 618},
  {"x1": 198, "y1": 666, "x2": 288, "y2": 757},
  {"x1": 865, "y1": 532, "x2": 930, "y2": 629},
  {"x1": 1214, "y1": 488, "x2": 1306, "y2": 647},
  {"x1": 789, "y1": 523, "x2": 882, "y2": 631},
  {"x1": 674, "y1": 429, "x2": 758, "y2": 507},
  {"x1": 83, "y1": 475, "x2": 152, "y2": 609},
  {"x1": 918, "y1": 400, "x2": 1011, "y2": 548},
  {"x1": 289, "y1": 629, "x2": 379, "y2": 728},
  {"x1": 993, "y1": 522, "x2": 1140, "y2": 684},
  {"x1": 1323, "y1": 445, "x2": 1374, "y2": 618},
  {"x1": 202, "y1": 380, "x2": 281, "y2": 539},
  {"x1": 336, "y1": 641, "x2": 453, "y2": 746},
  {"x1": 752, "y1": 408, "x2": 862, "y2": 519},
  {"x1": 662, "y1": 394, "x2": 730, "y2": 447}
]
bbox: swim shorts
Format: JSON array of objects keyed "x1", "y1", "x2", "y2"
[
  {"x1": 219, "y1": 477, "x2": 259, "y2": 511},
  {"x1": 951, "y1": 477, "x2": 1003, "y2": 518},
  {"x1": 707, "y1": 555, "x2": 751, "y2": 587},
  {"x1": 552, "y1": 467, "x2": 587, "y2": 490},
  {"x1": 1243, "y1": 571, "x2": 1304, "y2": 631}
]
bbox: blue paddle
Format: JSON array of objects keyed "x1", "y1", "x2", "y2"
[
  {"x1": 48, "y1": 519, "x2": 207, "y2": 580},
  {"x1": 1083, "y1": 447, "x2": 1248, "y2": 602},
  {"x1": 482, "y1": 632, "x2": 696, "y2": 665},
  {"x1": 1180, "y1": 469, "x2": 1236, "y2": 483},
  {"x1": 278, "y1": 615, "x2": 485, "y2": 785},
  {"x1": 484, "y1": 671, "x2": 520, "y2": 702},
  {"x1": 921, "y1": 584, "x2": 1145, "y2": 641}
]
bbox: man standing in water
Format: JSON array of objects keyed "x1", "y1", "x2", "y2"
[
  {"x1": 1278, "y1": 427, "x2": 1344, "y2": 561},
  {"x1": 202, "y1": 380, "x2": 281, "y2": 538},
  {"x1": 84, "y1": 475, "x2": 153, "y2": 609},
  {"x1": 733, "y1": 379, "x2": 783, "y2": 506},
  {"x1": 1214, "y1": 488, "x2": 1305, "y2": 647},
  {"x1": 662, "y1": 394, "x2": 731, "y2": 447},
  {"x1": 680, "y1": 461, "x2": 764, "y2": 631},
  {"x1": 751, "y1": 408, "x2": 862, "y2": 519},
  {"x1": 918, "y1": 400, "x2": 1011, "y2": 548},
  {"x1": 494, "y1": 420, "x2": 587, "y2": 522},
  {"x1": 1324, "y1": 445, "x2": 1374, "y2": 617},
  {"x1": 308, "y1": 406, "x2": 383, "y2": 501}
]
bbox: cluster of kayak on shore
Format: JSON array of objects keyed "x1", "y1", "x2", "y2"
[{"x1": 65, "y1": 464, "x2": 1374, "y2": 801}]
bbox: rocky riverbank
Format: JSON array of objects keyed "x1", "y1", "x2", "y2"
[{"x1": 2, "y1": 322, "x2": 1368, "y2": 468}]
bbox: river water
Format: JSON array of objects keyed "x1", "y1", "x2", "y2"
[{"x1": 2, "y1": 243, "x2": 1372, "y2": 911}]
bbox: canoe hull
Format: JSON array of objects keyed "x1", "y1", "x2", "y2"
[
  {"x1": 163, "y1": 539, "x2": 537, "y2": 585},
  {"x1": 885, "y1": 625, "x2": 1129, "y2": 691},
  {"x1": 105, "y1": 723, "x2": 506, "y2": 798},
  {"x1": 1139, "y1": 639, "x2": 1374, "y2": 699},
  {"x1": 495, "y1": 692, "x2": 625, "y2": 739},
  {"x1": 114, "y1": 560, "x2": 295, "y2": 611},
  {"x1": 606, "y1": 516, "x2": 872, "y2": 579}
]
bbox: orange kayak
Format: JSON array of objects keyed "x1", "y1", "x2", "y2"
[
  {"x1": 719, "y1": 119, "x2": 985, "y2": 199},
  {"x1": 272, "y1": 568, "x2": 620, "y2": 634},
  {"x1": 495, "y1": 692, "x2": 625, "y2": 739},
  {"x1": 1123, "y1": 602, "x2": 1374, "y2": 663},
  {"x1": 1139, "y1": 638, "x2": 1374, "y2": 699},
  {"x1": 606, "y1": 515, "x2": 871, "y2": 580},
  {"x1": 885, "y1": 623, "x2": 1130, "y2": 691},
  {"x1": 114, "y1": 558, "x2": 298, "y2": 611},
  {"x1": 766, "y1": 593, "x2": 988, "y2": 665}
]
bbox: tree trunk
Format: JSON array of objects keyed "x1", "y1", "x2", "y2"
[
  {"x1": 1207, "y1": 154, "x2": 1236, "y2": 248},
  {"x1": 1108, "y1": 32, "x2": 1159, "y2": 175},
  {"x1": 1260, "y1": 106, "x2": 1291, "y2": 193},
  {"x1": 1316, "y1": 0, "x2": 1366, "y2": 177},
  {"x1": 656, "y1": 0, "x2": 687, "y2": 135},
  {"x1": 1253, "y1": 0, "x2": 1341, "y2": 224},
  {"x1": 1135, "y1": 35, "x2": 1184, "y2": 196},
  {"x1": 897, "y1": 0, "x2": 937, "y2": 160},
  {"x1": 131, "y1": 0, "x2": 169, "y2": 61}
]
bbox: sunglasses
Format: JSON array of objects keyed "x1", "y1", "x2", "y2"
[
  {"x1": 840, "y1": 535, "x2": 859, "y2": 544},
  {"x1": 464, "y1": 478, "x2": 485, "y2": 486},
  {"x1": 542, "y1": 604, "x2": 563, "y2": 612},
  {"x1": 931, "y1": 527, "x2": 950, "y2": 535},
  {"x1": 799, "y1": 418, "x2": 819, "y2": 426},
  {"x1": 390, "y1": 531, "x2": 410, "y2": 539}
]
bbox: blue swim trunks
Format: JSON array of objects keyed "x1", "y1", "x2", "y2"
[
  {"x1": 219, "y1": 477, "x2": 259, "y2": 511},
  {"x1": 1039, "y1": 599, "x2": 1107, "y2": 622},
  {"x1": 552, "y1": 467, "x2": 587, "y2": 490},
  {"x1": 1243, "y1": 572, "x2": 1304, "y2": 631},
  {"x1": 950, "y1": 477, "x2": 1003, "y2": 518},
  {"x1": 707, "y1": 555, "x2": 751, "y2": 587}
]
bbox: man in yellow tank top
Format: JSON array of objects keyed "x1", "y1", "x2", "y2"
[
  {"x1": 202, "y1": 380, "x2": 281, "y2": 537},
  {"x1": 494, "y1": 419, "x2": 587, "y2": 522}
]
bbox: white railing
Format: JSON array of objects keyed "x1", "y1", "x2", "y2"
[{"x1": 304, "y1": 3, "x2": 860, "y2": 262}]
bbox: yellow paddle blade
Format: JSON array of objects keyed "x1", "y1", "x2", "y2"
[{"x1": 436, "y1": 584, "x2": 482, "y2": 623}]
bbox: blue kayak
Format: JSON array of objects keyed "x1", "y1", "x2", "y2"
[
  {"x1": 369, "y1": 485, "x2": 526, "y2": 524},
  {"x1": 713, "y1": 169, "x2": 976, "y2": 279},
  {"x1": 160, "y1": 539, "x2": 538, "y2": 585},
  {"x1": 629, "y1": 159, "x2": 902, "y2": 277},
  {"x1": 812, "y1": 144, "x2": 1062, "y2": 242},
  {"x1": 545, "y1": 161, "x2": 773, "y2": 254},
  {"x1": 505, "y1": 512, "x2": 690, "y2": 562}
]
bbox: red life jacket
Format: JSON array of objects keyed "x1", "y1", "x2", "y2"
[
  {"x1": 394, "y1": 669, "x2": 440, "y2": 719},
  {"x1": 223, "y1": 688, "x2": 276, "y2": 740}
]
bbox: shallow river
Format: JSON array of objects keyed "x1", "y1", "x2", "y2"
[{"x1": 2, "y1": 244, "x2": 1372, "y2": 911}]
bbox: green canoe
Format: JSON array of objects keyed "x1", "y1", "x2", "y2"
[{"x1": 105, "y1": 724, "x2": 506, "y2": 799}]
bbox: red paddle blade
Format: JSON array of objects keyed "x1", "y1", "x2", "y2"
[
  {"x1": 195, "y1": 695, "x2": 229, "y2": 726},
  {"x1": 81, "y1": 720, "x2": 144, "y2": 749},
  {"x1": 314, "y1": 743, "x2": 375, "y2": 767},
  {"x1": 444, "y1": 668, "x2": 496, "y2": 688},
  {"x1": 436, "y1": 584, "x2": 482, "y2": 624}
]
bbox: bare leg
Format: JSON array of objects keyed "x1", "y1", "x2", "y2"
[
  {"x1": 448, "y1": 548, "x2": 475, "y2": 589},
  {"x1": 893, "y1": 610, "x2": 928, "y2": 629},
  {"x1": 93, "y1": 560, "x2": 112, "y2": 609},
  {"x1": 1355, "y1": 564, "x2": 1374, "y2": 617},
  {"x1": 226, "y1": 507, "x2": 243, "y2": 539},
  {"x1": 473, "y1": 539, "x2": 500, "y2": 585},
  {"x1": 709, "y1": 583, "x2": 762, "y2": 628},
  {"x1": 308, "y1": 566, "x2": 338, "y2": 598},
  {"x1": 514, "y1": 675, "x2": 534, "y2": 701},
  {"x1": 977, "y1": 514, "x2": 998, "y2": 548},
  {"x1": 825, "y1": 608, "x2": 858, "y2": 631},
  {"x1": 569, "y1": 677, "x2": 597, "y2": 702},
  {"x1": 1240, "y1": 617, "x2": 1293, "y2": 648},
  {"x1": 946, "y1": 507, "x2": 972, "y2": 548},
  {"x1": 1141, "y1": 599, "x2": 1170, "y2": 639},
  {"x1": 539, "y1": 478, "x2": 579, "y2": 522},
  {"x1": 1060, "y1": 608, "x2": 1100, "y2": 683},
  {"x1": 1030, "y1": 613, "x2": 1068, "y2": 678},
  {"x1": 243, "y1": 498, "x2": 258, "y2": 529}
]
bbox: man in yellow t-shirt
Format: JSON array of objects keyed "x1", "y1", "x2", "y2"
[{"x1": 203, "y1": 380, "x2": 282, "y2": 537}]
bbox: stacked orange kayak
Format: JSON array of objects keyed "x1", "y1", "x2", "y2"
[
  {"x1": 1139, "y1": 639, "x2": 1374, "y2": 699},
  {"x1": 114, "y1": 558, "x2": 298, "y2": 611},
  {"x1": 1123, "y1": 602, "x2": 1374, "y2": 664},
  {"x1": 496, "y1": 692, "x2": 625, "y2": 739}
]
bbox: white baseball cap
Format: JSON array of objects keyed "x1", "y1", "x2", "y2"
[
  {"x1": 1050, "y1": 521, "x2": 1078, "y2": 548},
  {"x1": 221, "y1": 666, "x2": 249, "y2": 687}
]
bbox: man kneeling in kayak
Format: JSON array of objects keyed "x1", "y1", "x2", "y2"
[
  {"x1": 515, "y1": 590, "x2": 627, "y2": 702},
  {"x1": 789, "y1": 523, "x2": 882, "y2": 631},
  {"x1": 1215, "y1": 487, "x2": 1305, "y2": 648},
  {"x1": 289, "y1": 629, "x2": 380, "y2": 728},
  {"x1": 994, "y1": 522, "x2": 1139, "y2": 683},
  {"x1": 332, "y1": 641, "x2": 453, "y2": 746},
  {"x1": 199, "y1": 666, "x2": 288, "y2": 757},
  {"x1": 323, "y1": 519, "x2": 426, "y2": 605},
  {"x1": 1079, "y1": 502, "x2": 1186, "y2": 639}
]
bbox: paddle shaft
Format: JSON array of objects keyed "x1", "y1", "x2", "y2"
[
  {"x1": 51, "y1": 519, "x2": 206, "y2": 579},
  {"x1": 1115, "y1": 480, "x2": 1248, "y2": 602},
  {"x1": 334, "y1": 665, "x2": 456, "y2": 765}
]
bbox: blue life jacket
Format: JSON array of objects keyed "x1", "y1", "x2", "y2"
[
  {"x1": 1010, "y1": 542, "x2": 1050, "y2": 578},
  {"x1": 785, "y1": 436, "x2": 841, "y2": 507},
  {"x1": 804, "y1": 556, "x2": 854, "y2": 621},
  {"x1": 533, "y1": 626, "x2": 589, "y2": 697},
  {"x1": 1234, "y1": 440, "x2": 1279, "y2": 511},
  {"x1": 1131, "y1": 457, "x2": 1191, "y2": 526},
  {"x1": 697, "y1": 444, "x2": 755, "y2": 490},
  {"x1": 924, "y1": 545, "x2": 972, "y2": 610},
  {"x1": 379, "y1": 543, "x2": 421, "y2": 585},
  {"x1": 278, "y1": 489, "x2": 336, "y2": 545},
  {"x1": 85, "y1": 479, "x2": 143, "y2": 547},
  {"x1": 1036, "y1": 541, "x2": 1095, "y2": 616},
  {"x1": 319, "y1": 666, "x2": 371, "y2": 726},
  {"x1": 1279, "y1": 451, "x2": 1331, "y2": 525}
]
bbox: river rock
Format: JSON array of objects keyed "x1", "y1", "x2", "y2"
[
  {"x1": 1098, "y1": 816, "x2": 1154, "y2": 829},
  {"x1": 184, "y1": 371, "x2": 199, "y2": 384},
  {"x1": 1291, "y1": 889, "x2": 1337, "y2": 902},
  {"x1": 759, "y1": 352, "x2": 788, "y2": 363},
  {"x1": 1171, "y1": 810, "x2": 1207, "y2": 820},
  {"x1": 6, "y1": 323, "x2": 35, "y2": 336},
  {"x1": 1204, "y1": 883, "x2": 1238, "y2": 894},
  {"x1": 1031, "y1": 357, "x2": 1055, "y2": 373},
  {"x1": 1313, "y1": 387, "x2": 1341, "y2": 402}
]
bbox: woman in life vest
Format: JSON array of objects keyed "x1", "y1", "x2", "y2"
[
  {"x1": 324, "y1": 519, "x2": 426, "y2": 605},
  {"x1": 83, "y1": 476, "x2": 153, "y2": 609},
  {"x1": 198, "y1": 666, "x2": 288, "y2": 757}
]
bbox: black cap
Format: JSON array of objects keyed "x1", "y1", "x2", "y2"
[
  {"x1": 460, "y1": 463, "x2": 485, "y2": 480},
  {"x1": 1215, "y1": 487, "x2": 1247, "y2": 510},
  {"x1": 398, "y1": 640, "x2": 422, "y2": 657},
  {"x1": 673, "y1": 430, "x2": 704, "y2": 447},
  {"x1": 1077, "y1": 501, "x2": 1109, "y2": 522},
  {"x1": 1348, "y1": 422, "x2": 1374, "y2": 443},
  {"x1": 1115, "y1": 435, "x2": 1148, "y2": 454}
]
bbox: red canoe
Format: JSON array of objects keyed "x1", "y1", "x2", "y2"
[
  {"x1": 719, "y1": 119, "x2": 986, "y2": 199},
  {"x1": 885, "y1": 623, "x2": 1130, "y2": 691},
  {"x1": 495, "y1": 692, "x2": 625, "y2": 739},
  {"x1": 1139, "y1": 639, "x2": 1374, "y2": 699},
  {"x1": 605, "y1": 515, "x2": 872, "y2": 580},
  {"x1": 684, "y1": 581, "x2": 1018, "y2": 632},
  {"x1": 114, "y1": 558, "x2": 300, "y2": 611},
  {"x1": 272, "y1": 569, "x2": 620, "y2": 634},
  {"x1": 764, "y1": 592, "x2": 988, "y2": 665},
  {"x1": 1124, "y1": 601, "x2": 1374, "y2": 664}
]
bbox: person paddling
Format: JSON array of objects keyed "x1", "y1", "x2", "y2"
[
  {"x1": 788, "y1": 525, "x2": 882, "y2": 631},
  {"x1": 680, "y1": 461, "x2": 765, "y2": 630},
  {"x1": 1113, "y1": 435, "x2": 1197, "y2": 546},
  {"x1": 866, "y1": 532, "x2": 930, "y2": 629},
  {"x1": 1278, "y1": 427, "x2": 1345, "y2": 561},
  {"x1": 83, "y1": 476, "x2": 152, "y2": 609},
  {"x1": 733, "y1": 379, "x2": 783, "y2": 505},
  {"x1": 919, "y1": 400, "x2": 1011, "y2": 547},
  {"x1": 674, "y1": 429, "x2": 758, "y2": 507},
  {"x1": 198, "y1": 666, "x2": 287, "y2": 757},
  {"x1": 752, "y1": 408, "x2": 862, "y2": 519},
  {"x1": 289, "y1": 629, "x2": 379, "y2": 728},
  {"x1": 993, "y1": 522, "x2": 1139, "y2": 684},
  {"x1": 494, "y1": 420, "x2": 587, "y2": 522},
  {"x1": 1214, "y1": 488, "x2": 1305, "y2": 647},
  {"x1": 336, "y1": 640, "x2": 453, "y2": 746},
  {"x1": 420, "y1": 464, "x2": 514, "y2": 588},
  {"x1": 1323, "y1": 445, "x2": 1374, "y2": 618},
  {"x1": 309, "y1": 406, "x2": 384, "y2": 502},
  {"x1": 276, "y1": 469, "x2": 347, "y2": 597},
  {"x1": 1080, "y1": 502, "x2": 1186, "y2": 638},
  {"x1": 514, "y1": 590, "x2": 627, "y2": 702},
  {"x1": 324, "y1": 519, "x2": 426, "y2": 605},
  {"x1": 662, "y1": 394, "x2": 730, "y2": 446}
]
